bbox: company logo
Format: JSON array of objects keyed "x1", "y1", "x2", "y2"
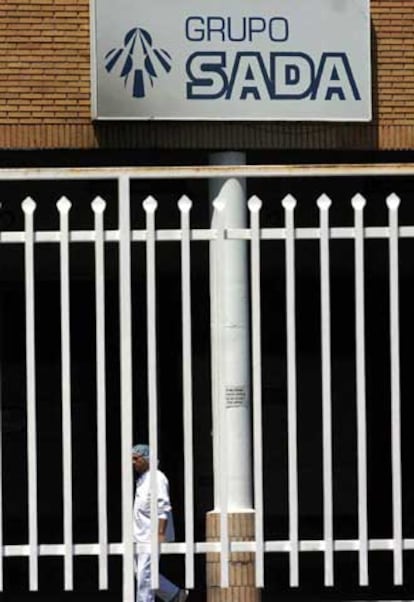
[
  {"x1": 105, "y1": 27, "x2": 172, "y2": 98},
  {"x1": 186, "y1": 52, "x2": 361, "y2": 101},
  {"x1": 184, "y1": 16, "x2": 361, "y2": 102}
]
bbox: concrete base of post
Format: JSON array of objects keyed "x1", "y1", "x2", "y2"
[{"x1": 206, "y1": 511, "x2": 261, "y2": 602}]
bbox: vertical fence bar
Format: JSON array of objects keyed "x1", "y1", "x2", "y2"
[
  {"x1": 212, "y1": 197, "x2": 229, "y2": 588},
  {"x1": 92, "y1": 197, "x2": 109, "y2": 590},
  {"x1": 209, "y1": 210, "x2": 220, "y2": 510},
  {"x1": 317, "y1": 194, "x2": 334, "y2": 587},
  {"x1": 143, "y1": 196, "x2": 160, "y2": 590},
  {"x1": 386, "y1": 193, "x2": 403, "y2": 586},
  {"x1": 282, "y1": 195, "x2": 299, "y2": 587},
  {"x1": 57, "y1": 196, "x2": 73, "y2": 591},
  {"x1": 248, "y1": 196, "x2": 264, "y2": 588},
  {"x1": 118, "y1": 176, "x2": 135, "y2": 602},
  {"x1": 209, "y1": 207, "x2": 220, "y2": 510},
  {"x1": 209, "y1": 204, "x2": 222, "y2": 512},
  {"x1": 178, "y1": 196, "x2": 195, "y2": 589},
  {"x1": 22, "y1": 198, "x2": 38, "y2": 591},
  {"x1": 351, "y1": 194, "x2": 369, "y2": 586}
]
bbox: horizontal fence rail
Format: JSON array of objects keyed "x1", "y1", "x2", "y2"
[
  {"x1": 0, "y1": 164, "x2": 413, "y2": 599},
  {"x1": 2, "y1": 226, "x2": 414, "y2": 244},
  {"x1": 0, "y1": 163, "x2": 412, "y2": 180}
]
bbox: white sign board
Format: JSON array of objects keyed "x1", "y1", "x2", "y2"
[{"x1": 92, "y1": 0, "x2": 371, "y2": 121}]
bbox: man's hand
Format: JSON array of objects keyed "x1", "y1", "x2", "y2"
[{"x1": 158, "y1": 518, "x2": 167, "y2": 543}]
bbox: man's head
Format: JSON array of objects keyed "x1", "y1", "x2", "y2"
[{"x1": 132, "y1": 443, "x2": 150, "y2": 474}]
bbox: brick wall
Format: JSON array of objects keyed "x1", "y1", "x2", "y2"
[
  {"x1": 374, "y1": 1, "x2": 414, "y2": 119},
  {"x1": 0, "y1": 0, "x2": 412, "y2": 151},
  {"x1": 0, "y1": 0, "x2": 91, "y2": 147}
]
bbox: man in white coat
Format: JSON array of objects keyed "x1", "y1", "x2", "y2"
[{"x1": 132, "y1": 444, "x2": 188, "y2": 602}]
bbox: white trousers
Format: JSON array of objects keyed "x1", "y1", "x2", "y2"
[{"x1": 135, "y1": 552, "x2": 179, "y2": 602}]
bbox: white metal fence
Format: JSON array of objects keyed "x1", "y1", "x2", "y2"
[{"x1": 0, "y1": 164, "x2": 414, "y2": 600}]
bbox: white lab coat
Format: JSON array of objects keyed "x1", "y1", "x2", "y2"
[{"x1": 133, "y1": 469, "x2": 178, "y2": 602}]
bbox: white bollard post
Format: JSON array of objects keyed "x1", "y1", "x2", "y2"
[
  {"x1": 209, "y1": 151, "x2": 253, "y2": 512},
  {"x1": 207, "y1": 152, "x2": 260, "y2": 602}
]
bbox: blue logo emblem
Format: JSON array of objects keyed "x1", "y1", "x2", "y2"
[{"x1": 105, "y1": 28, "x2": 172, "y2": 98}]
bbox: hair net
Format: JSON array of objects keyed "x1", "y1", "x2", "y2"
[{"x1": 132, "y1": 443, "x2": 150, "y2": 459}]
